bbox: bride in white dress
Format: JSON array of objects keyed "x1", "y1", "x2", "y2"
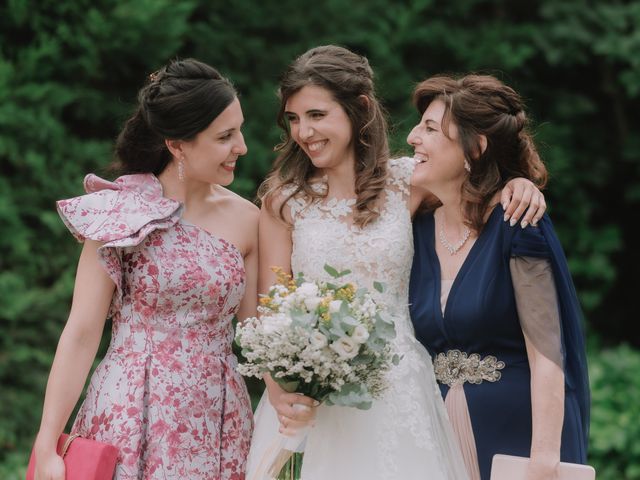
[{"x1": 246, "y1": 45, "x2": 544, "y2": 480}]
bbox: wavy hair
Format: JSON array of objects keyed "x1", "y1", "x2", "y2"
[
  {"x1": 259, "y1": 45, "x2": 389, "y2": 228},
  {"x1": 413, "y1": 74, "x2": 547, "y2": 233}
]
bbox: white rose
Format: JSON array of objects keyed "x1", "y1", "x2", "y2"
[
  {"x1": 329, "y1": 300, "x2": 343, "y2": 313},
  {"x1": 350, "y1": 324, "x2": 370, "y2": 344},
  {"x1": 309, "y1": 330, "x2": 328, "y2": 349},
  {"x1": 297, "y1": 282, "x2": 319, "y2": 298},
  {"x1": 304, "y1": 296, "x2": 322, "y2": 311},
  {"x1": 330, "y1": 336, "x2": 360, "y2": 359}
]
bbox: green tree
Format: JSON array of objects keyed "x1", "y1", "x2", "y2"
[{"x1": 1, "y1": 0, "x2": 638, "y2": 477}]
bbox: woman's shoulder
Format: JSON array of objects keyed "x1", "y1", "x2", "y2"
[
  {"x1": 214, "y1": 185, "x2": 259, "y2": 217},
  {"x1": 388, "y1": 156, "x2": 416, "y2": 177},
  {"x1": 502, "y1": 212, "x2": 553, "y2": 258},
  {"x1": 386, "y1": 156, "x2": 416, "y2": 194}
]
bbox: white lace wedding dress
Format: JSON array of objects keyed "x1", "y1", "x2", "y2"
[{"x1": 246, "y1": 157, "x2": 468, "y2": 480}]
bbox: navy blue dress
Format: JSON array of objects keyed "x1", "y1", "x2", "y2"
[{"x1": 409, "y1": 207, "x2": 589, "y2": 479}]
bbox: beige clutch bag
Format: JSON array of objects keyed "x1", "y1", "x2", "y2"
[{"x1": 490, "y1": 454, "x2": 596, "y2": 480}]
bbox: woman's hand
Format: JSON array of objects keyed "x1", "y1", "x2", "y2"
[
  {"x1": 34, "y1": 450, "x2": 65, "y2": 480},
  {"x1": 526, "y1": 454, "x2": 560, "y2": 480},
  {"x1": 501, "y1": 178, "x2": 546, "y2": 228},
  {"x1": 264, "y1": 377, "x2": 318, "y2": 436}
]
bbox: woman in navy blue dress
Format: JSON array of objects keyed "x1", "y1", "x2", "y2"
[{"x1": 407, "y1": 75, "x2": 589, "y2": 480}]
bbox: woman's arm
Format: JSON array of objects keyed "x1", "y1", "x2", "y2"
[
  {"x1": 511, "y1": 256, "x2": 564, "y2": 480},
  {"x1": 258, "y1": 203, "x2": 316, "y2": 434},
  {"x1": 258, "y1": 203, "x2": 293, "y2": 294},
  {"x1": 409, "y1": 177, "x2": 546, "y2": 225},
  {"x1": 34, "y1": 240, "x2": 115, "y2": 480},
  {"x1": 236, "y1": 207, "x2": 259, "y2": 325},
  {"x1": 500, "y1": 178, "x2": 547, "y2": 228}
]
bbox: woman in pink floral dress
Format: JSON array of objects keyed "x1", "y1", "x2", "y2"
[{"x1": 33, "y1": 58, "x2": 256, "y2": 480}]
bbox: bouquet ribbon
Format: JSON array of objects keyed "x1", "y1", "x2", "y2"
[{"x1": 247, "y1": 398, "x2": 311, "y2": 479}]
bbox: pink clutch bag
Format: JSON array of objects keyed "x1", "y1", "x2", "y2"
[
  {"x1": 26, "y1": 433, "x2": 118, "y2": 480},
  {"x1": 490, "y1": 454, "x2": 596, "y2": 480}
]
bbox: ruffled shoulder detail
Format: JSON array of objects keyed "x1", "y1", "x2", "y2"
[{"x1": 57, "y1": 173, "x2": 183, "y2": 248}]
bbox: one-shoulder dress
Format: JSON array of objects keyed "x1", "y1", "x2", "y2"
[{"x1": 57, "y1": 173, "x2": 253, "y2": 479}]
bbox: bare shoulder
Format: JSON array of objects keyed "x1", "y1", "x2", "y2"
[{"x1": 214, "y1": 186, "x2": 259, "y2": 217}]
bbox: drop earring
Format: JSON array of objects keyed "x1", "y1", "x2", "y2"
[
  {"x1": 178, "y1": 157, "x2": 185, "y2": 182},
  {"x1": 464, "y1": 159, "x2": 471, "y2": 173}
]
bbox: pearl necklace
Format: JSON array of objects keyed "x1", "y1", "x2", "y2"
[{"x1": 438, "y1": 215, "x2": 471, "y2": 255}]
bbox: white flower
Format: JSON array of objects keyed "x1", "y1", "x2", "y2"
[
  {"x1": 351, "y1": 324, "x2": 370, "y2": 344},
  {"x1": 330, "y1": 336, "x2": 360, "y2": 359},
  {"x1": 309, "y1": 330, "x2": 328, "y2": 349},
  {"x1": 297, "y1": 282, "x2": 319, "y2": 298},
  {"x1": 274, "y1": 284, "x2": 289, "y2": 296},
  {"x1": 304, "y1": 296, "x2": 322, "y2": 311},
  {"x1": 261, "y1": 313, "x2": 291, "y2": 334},
  {"x1": 329, "y1": 300, "x2": 343, "y2": 313}
]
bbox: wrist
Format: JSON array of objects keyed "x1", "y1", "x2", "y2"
[
  {"x1": 34, "y1": 430, "x2": 61, "y2": 455},
  {"x1": 530, "y1": 450, "x2": 560, "y2": 465}
]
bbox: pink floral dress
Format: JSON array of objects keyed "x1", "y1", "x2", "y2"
[{"x1": 57, "y1": 173, "x2": 253, "y2": 479}]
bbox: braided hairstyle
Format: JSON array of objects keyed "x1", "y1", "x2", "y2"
[
  {"x1": 112, "y1": 58, "x2": 237, "y2": 175},
  {"x1": 413, "y1": 74, "x2": 547, "y2": 233},
  {"x1": 259, "y1": 45, "x2": 389, "y2": 228}
]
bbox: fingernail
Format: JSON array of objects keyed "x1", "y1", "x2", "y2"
[
  {"x1": 509, "y1": 217, "x2": 517, "y2": 227},
  {"x1": 503, "y1": 213, "x2": 510, "y2": 222},
  {"x1": 313, "y1": 400, "x2": 320, "y2": 406},
  {"x1": 531, "y1": 221, "x2": 538, "y2": 227},
  {"x1": 521, "y1": 220, "x2": 528, "y2": 229},
  {"x1": 502, "y1": 202, "x2": 508, "y2": 211}
]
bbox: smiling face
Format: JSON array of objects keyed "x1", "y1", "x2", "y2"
[
  {"x1": 407, "y1": 99, "x2": 467, "y2": 194},
  {"x1": 180, "y1": 97, "x2": 247, "y2": 186},
  {"x1": 284, "y1": 85, "x2": 355, "y2": 173}
]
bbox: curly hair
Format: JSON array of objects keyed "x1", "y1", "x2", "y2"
[
  {"x1": 259, "y1": 45, "x2": 389, "y2": 228},
  {"x1": 413, "y1": 74, "x2": 547, "y2": 233}
]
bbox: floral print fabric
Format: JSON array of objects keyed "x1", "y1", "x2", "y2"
[{"x1": 57, "y1": 173, "x2": 253, "y2": 479}]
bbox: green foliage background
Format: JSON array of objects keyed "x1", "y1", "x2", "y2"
[{"x1": 1, "y1": 0, "x2": 638, "y2": 478}]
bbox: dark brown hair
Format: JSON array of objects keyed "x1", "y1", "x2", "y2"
[
  {"x1": 259, "y1": 45, "x2": 389, "y2": 228},
  {"x1": 413, "y1": 74, "x2": 547, "y2": 233},
  {"x1": 112, "y1": 58, "x2": 237, "y2": 175}
]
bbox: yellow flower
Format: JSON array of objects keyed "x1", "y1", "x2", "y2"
[
  {"x1": 335, "y1": 283, "x2": 356, "y2": 301},
  {"x1": 259, "y1": 297, "x2": 272, "y2": 306},
  {"x1": 318, "y1": 297, "x2": 331, "y2": 323},
  {"x1": 271, "y1": 266, "x2": 293, "y2": 287}
]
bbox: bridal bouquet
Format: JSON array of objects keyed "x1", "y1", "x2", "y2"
[{"x1": 236, "y1": 265, "x2": 400, "y2": 409}]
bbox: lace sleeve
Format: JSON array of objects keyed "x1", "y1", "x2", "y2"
[
  {"x1": 386, "y1": 157, "x2": 416, "y2": 197},
  {"x1": 510, "y1": 236, "x2": 563, "y2": 369},
  {"x1": 280, "y1": 184, "x2": 309, "y2": 222}
]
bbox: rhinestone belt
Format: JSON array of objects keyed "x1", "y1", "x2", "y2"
[{"x1": 433, "y1": 349, "x2": 505, "y2": 387}]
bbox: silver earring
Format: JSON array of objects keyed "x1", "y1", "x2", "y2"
[
  {"x1": 464, "y1": 159, "x2": 471, "y2": 173},
  {"x1": 178, "y1": 157, "x2": 185, "y2": 182}
]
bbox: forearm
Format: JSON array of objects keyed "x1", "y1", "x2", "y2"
[
  {"x1": 510, "y1": 255, "x2": 565, "y2": 462},
  {"x1": 35, "y1": 325, "x2": 103, "y2": 453},
  {"x1": 530, "y1": 358, "x2": 564, "y2": 460}
]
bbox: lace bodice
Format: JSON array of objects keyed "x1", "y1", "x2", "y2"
[
  {"x1": 248, "y1": 158, "x2": 469, "y2": 479},
  {"x1": 287, "y1": 157, "x2": 417, "y2": 341}
]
